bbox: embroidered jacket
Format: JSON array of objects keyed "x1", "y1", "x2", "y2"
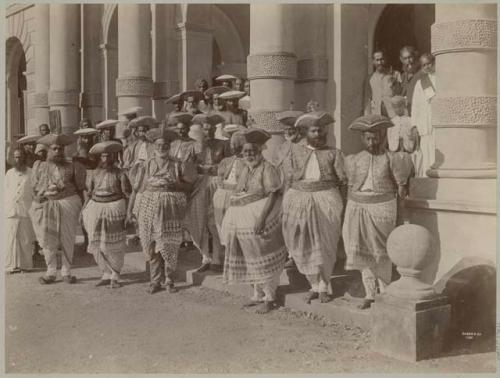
[
  {"x1": 32, "y1": 160, "x2": 86, "y2": 200},
  {"x1": 282, "y1": 140, "x2": 347, "y2": 188},
  {"x1": 344, "y1": 150, "x2": 413, "y2": 193}
]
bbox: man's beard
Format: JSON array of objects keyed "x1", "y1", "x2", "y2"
[
  {"x1": 155, "y1": 151, "x2": 169, "y2": 159},
  {"x1": 244, "y1": 155, "x2": 262, "y2": 168},
  {"x1": 404, "y1": 62, "x2": 416, "y2": 74},
  {"x1": 49, "y1": 154, "x2": 65, "y2": 165},
  {"x1": 99, "y1": 161, "x2": 115, "y2": 170},
  {"x1": 307, "y1": 136, "x2": 326, "y2": 148},
  {"x1": 13, "y1": 162, "x2": 26, "y2": 171}
]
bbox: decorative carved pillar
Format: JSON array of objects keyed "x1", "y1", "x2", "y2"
[
  {"x1": 31, "y1": 4, "x2": 50, "y2": 128},
  {"x1": 117, "y1": 3, "x2": 153, "y2": 123},
  {"x1": 81, "y1": 4, "x2": 103, "y2": 124},
  {"x1": 248, "y1": 4, "x2": 297, "y2": 161},
  {"x1": 49, "y1": 4, "x2": 81, "y2": 136},
  {"x1": 152, "y1": 4, "x2": 179, "y2": 121},
  {"x1": 429, "y1": 4, "x2": 497, "y2": 178},
  {"x1": 177, "y1": 22, "x2": 214, "y2": 91}
]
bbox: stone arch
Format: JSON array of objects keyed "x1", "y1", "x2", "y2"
[
  {"x1": 6, "y1": 37, "x2": 27, "y2": 144},
  {"x1": 371, "y1": 4, "x2": 435, "y2": 71},
  {"x1": 101, "y1": 4, "x2": 118, "y2": 118}
]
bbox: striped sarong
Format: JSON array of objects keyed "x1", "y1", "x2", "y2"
[
  {"x1": 29, "y1": 194, "x2": 82, "y2": 263},
  {"x1": 137, "y1": 190, "x2": 187, "y2": 265},
  {"x1": 82, "y1": 199, "x2": 127, "y2": 273},
  {"x1": 221, "y1": 196, "x2": 287, "y2": 285},
  {"x1": 342, "y1": 195, "x2": 397, "y2": 271},
  {"x1": 282, "y1": 187, "x2": 344, "y2": 276}
]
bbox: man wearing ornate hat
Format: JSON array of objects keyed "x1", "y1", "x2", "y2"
[
  {"x1": 122, "y1": 116, "x2": 156, "y2": 182},
  {"x1": 16, "y1": 134, "x2": 40, "y2": 168},
  {"x1": 73, "y1": 127, "x2": 99, "y2": 170},
  {"x1": 221, "y1": 129, "x2": 287, "y2": 314},
  {"x1": 185, "y1": 113, "x2": 227, "y2": 272},
  {"x1": 218, "y1": 90, "x2": 247, "y2": 126},
  {"x1": 281, "y1": 111, "x2": 346, "y2": 304},
  {"x1": 127, "y1": 126, "x2": 195, "y2": 294},
  {"x1": 96, "y1": 120, "x2": 123, "y2": 165},
  {"x1": 118, "y1": 106, "x2": 143, "y2": 142},
  {"x1": 30, "y1": 133, "x2": 86, "y2": 284},
  {"x1": 82, "y1": 141, "x2": 131, "y2": 289},
  {"x1": 343, "y1": 115, "x2": 413, "y2": 309},
  {"x1": 168, "y1": 112, "x2": 200, "y2": 164},
  {"x1": 273, "y1": 110, "x2": 304, "y2": 175}
]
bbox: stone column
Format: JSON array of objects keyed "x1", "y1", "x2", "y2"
[
  {"x1": 429, "y1": 4, "x2": 497, "y2": 178},
  {"x1": 177, "y1": 22, "x2": 213, "y2": 91},
  {"x1": 32, "y1": 4, "x2": 50, "y2": 129},
  {"x1": 116, "y1": 4, "x2": 153, "y2": 119},
  {"x1": 49, "y1": 4, "x2": 81, "y2": 135},
  {"x1": 100, "y1": 44, "x2": 118, "y2": 119},
  {"x1": 81, "y1": 4, "x2": 103, "y2": 124},
  {"x1": 152, "y1": 4, "x2": 179, "y2": 121},
  {"x1": 247, "y1": 4, "x2": 297, "y2": 161}
]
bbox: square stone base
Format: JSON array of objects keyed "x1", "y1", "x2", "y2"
[{"x1": 371, "y1": 294, "x2": 451, "y2": 362}]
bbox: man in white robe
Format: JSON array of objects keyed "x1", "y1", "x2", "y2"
[
  {"x1": 5, "y1": 148, "x2": 36, "y2": 273},
  {"x1": 411, "y1": 53, "x2": 436, "y2": 175}
]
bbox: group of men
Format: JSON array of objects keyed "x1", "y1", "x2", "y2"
[
  {"x1": 364, "y1": 46, "x2": 436, "y2": 177},
  {"x1": 6, "y1": 69, "x2": 415, "y2": 315}
]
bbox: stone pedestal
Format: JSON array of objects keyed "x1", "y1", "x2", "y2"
[
  {"x1": 117, "y1": 4, "x2": 153, "y2": 123},
  {"x1": 48, "y1": 4, "x2": 80, "y2": 137},
  {"x1": 247, "y1": 4, "x2": 296, "y2": 162},
  {"x1": 371, "y1": 295, "x2": 451, "y2": 362}
]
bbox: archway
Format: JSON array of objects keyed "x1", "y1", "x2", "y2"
[
  {"x1": 6, "y1": 37, "x2": 27, "y2": 144},
  {"x1": 101, "y1": 4, "x2": 118, "y2": 118},
  {"x1": 373, "y1": 4, "x2": 435, "y2": 72}
]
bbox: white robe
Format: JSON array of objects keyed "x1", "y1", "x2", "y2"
[
  {"x1": 411, "y1": 73, "x2": 436, "y2": 175},
  {"x1": 4, "y1": 167, "x2": 35, "y2": 271}
]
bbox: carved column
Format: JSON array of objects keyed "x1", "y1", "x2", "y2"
[
  {"x1": 248, "y1": 4, "x2": 297, "y2": 160},
  {"x1": 429, "y1": 4, "x2": 497, "y2": 178},
  {"x1": 49, "y1": 4, "x2": 81, "y2": 135},
  {"x1": 32, "y1": 4, "x2": 50, "y2": 128},
  {"x1": 81, "y1": 4, "x2": 103, "y2": 124},
  {"x1": 116, "y1": 4, "x2": 153, "y2": 121},
  {"x1": 152, "y1": 4, "x2": 179, "y2": 121}
]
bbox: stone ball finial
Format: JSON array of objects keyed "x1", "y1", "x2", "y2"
[{"x1": 386, "y1": 224, "x2": 437, "y2": 300}]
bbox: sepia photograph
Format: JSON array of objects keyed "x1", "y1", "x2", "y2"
[{"x1": 2, "y1": 1, "x2": 498, "y2": 374}]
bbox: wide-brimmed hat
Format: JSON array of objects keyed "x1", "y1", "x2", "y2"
[
  {"x1": 73, "y1": 128, "x2": 99, "y2": 136},
  {"x1": 89, "y1": 141, "x2": 124, "y2": 155},
  {"x1": 166, "y1": 93, "x2": 182, "y2": 104},
  {"x1": 118, "y1": 106, "x2": 143, "y2": 117},
  {"x1": 96, "y1": 120, "x2": 119, "y2": 130},
  {"x1": 16, "y1": 135, "x2": 41, "y2": 144},
  {"x1": 34, "y1": 143, "x2": 49, "y2": 154},
  {"x1": 294, "y1": 111, "x2": 334, "y2": 129},
  {"x1": 188, "y1": 124, "x2": 205, "y2": 143},
  {"x1": 277, "y1": 110, "x2": 304, "y2": 127},
  {"x1": 204, "y1": 86, "x2": 231, "y2": 97},
  {"x1": 181, "y1": 90, "x2": 204, "y2": 103},
  {"x1": 222, "y1": 124, "x2": 246, "y2": 139},
  {"x1": 37, "y1": 133, "x2": 76, "y2": 147},
  {"x1": 242, "y1": 128, "x2": 271, "y2": 146},
  {"x1": 147, "y1": 127, "x2": 179, "y2": 142},
  {"x1": 218, "y1": 90, "x2": 246, "y2": 100},
  {"x1": 128, "y1": 115, "x2": 157, "y2": 129},
  {"x1": 348, "y1": 114, "x2": 394, "y2": 132},
  {"x1": 216, "y1": 74, "x2": 238, "y2": 82},
  {"x1": 166, "y1": 112, "x2": 193, "y2": 126},
  {"x1": 192, "y1": 113, "x2": 225, "y2": 126}
]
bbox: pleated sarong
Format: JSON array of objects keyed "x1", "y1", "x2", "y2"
[{"x1": 282, "y1": 187, "x2": 344, "y2": 276}]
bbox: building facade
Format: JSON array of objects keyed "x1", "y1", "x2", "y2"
[{"x1": 4, "y1": 2, "x2": 497, "y2": 338}]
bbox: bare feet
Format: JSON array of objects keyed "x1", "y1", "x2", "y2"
[
  {"x1": 305, "y1": 291, "x2": 319, "y2": 304},
  {"x1": 242, "y1": 299, "x2": 263, "y2": 309},
  {"x1": 110, "y1": 280, "x2": 121, "y2": 289},
  {"x1": 149, "y1": 284, "x2": 162, "y2": 294},
  {"x1": 166, "y1": 283, "x2": 178, "y2": 293},
  {"x1": 255, "y1": 301, "x2": 274, "y2": 314},
  {"x1": 95, "y1": 279, "x2": 111, "y2": 287},
  {"x1": 319, "y1": 292, "x2": 331, "y2": 303}
]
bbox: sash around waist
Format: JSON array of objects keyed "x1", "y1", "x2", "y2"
[
  {"x1": 43, "y1": 188, "x2": 78, "y2": 201},
  {"x1": 291, "y1": 180, "x2": 338, "y2": 192},
  {"x1": 145, "y1": 185, "x2": 183, "y2": 193},
  {"x1": 230, "y1": 192, "x2": 267, "y2": 207},
  {"x1": 348, "y1": 191, "x2": 395, "y2": 204},
  {"x1": 91, "y1": 193, "x2": 124, "y2": 203}
]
